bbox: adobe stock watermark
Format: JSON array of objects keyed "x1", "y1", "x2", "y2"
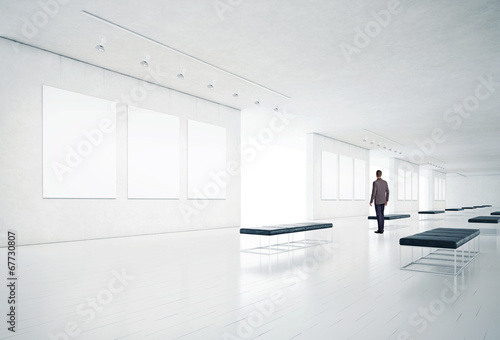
[
  {"x1": 222, "y1": 243, "x2": 334, "y2": 339},
  {"x1": 397, "y1": 279, "x2": 467, "y2": 339},
  {"x1": 52, "y1": 118, "x2": 115, "y2": 182},
  {"x1": 213, "y1": 0, "x2": 244, "y2": 21},
  {"x1": 47, "y1": 268, "x2": 134, "y2": 340},
  {"x1": 339, "y1": 0, "x2": 402, "y2": 63},
  {"x1": 178, "y1": 109, "x2": 292, "y2": 223},
  {"x1": 408, "y1": 74, "x2": 500, "y2": 164}
]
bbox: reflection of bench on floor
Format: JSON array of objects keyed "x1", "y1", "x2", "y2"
[
  {"x1": 368, "y1": 214, "x2": 410, "y2": 220},
  {"x1": 445, "y1": 208, "x2": 464, "y2": 211},
  {"x1": 468, "y1": 216, "x2": 500, "y2": 223},
  {"x1": 240, "y1": 222, "x2": 333, "y2": 254},
  {"x1": 491, "y1": 212, "x2": 500, "y2": 216},
  {"x1": 399, "y1": 228, "x2": 480, "y2": 276}
]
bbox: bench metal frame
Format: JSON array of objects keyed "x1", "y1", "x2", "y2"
[
  {"x1": 400, "y1": 236, "x2": 479, "y2": 276},
  {"x1": 241, "y1": 229, "x2": 332, "y2": 255}
]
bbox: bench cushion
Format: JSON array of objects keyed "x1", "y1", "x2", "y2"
[
  {"x1": 240, "y1": 222, "x2": 332, "y2": 236},
  {"x1": 399, "y1": 228, "x2": 480, "y2": 249},
  {"x1": 482, "y1": 205, "x2": 492, "y2": 207},
  {"x1": 445, "y1": 208, "x2": 464, "y2": 211},
  {"x1": 491, "y1": 211, "x2": 500, "y2": 216},
  {"x1": 473, "y1": 205, "x2": 483, "y2": 208},
  {"x1": 368, "y1": 214, "x2": 410, "y2": 220},
  {"x1": 419, "y1": 210, "x2": 445, "y2": 214},
  {"x1": 468, "y1": 216, "x2": 500, "y2": 224},
  {"x1": 462, "y1": 207, "x2": 474, "y2": 209}
]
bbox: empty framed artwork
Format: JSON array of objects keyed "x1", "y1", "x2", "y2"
[
  {"x1": 188, "y1": 120, "x2": 226, "y2": 199},
  {"x1": 321, "y1": 151, "x2": 338, "y2": 200},
  {"x1": 128, "y1": 106, "x2": 180, "y2": 199},
  {"x1": 397, "y1": 168, "x2": 405, "y2": 201},
  {"x1": 412, "y1": 172, "x2": 418, "y2": 200},
  {"x1": 405, "y1": 170, "x2": 412, "y2": 200},
  {"x1": 43, "y1": 86, "x2": 117, "y2": 198},
  {"x1": 339, "y1": 155, "x2": 353, "y2": 200},
  {"x1": 354, "y1": 159, "x2": 366, "y2": 200}
]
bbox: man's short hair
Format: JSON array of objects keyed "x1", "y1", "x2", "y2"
[{"x1": 376, "y1": 170, "x2": 382, "y2": 177}]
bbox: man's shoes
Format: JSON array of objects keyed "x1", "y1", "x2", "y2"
[{"x1": 374, "y1": 230, "x2": 384, "y2": 234}]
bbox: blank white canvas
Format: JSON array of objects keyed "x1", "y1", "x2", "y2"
[
  {"x1": 354, "y1": 159, "x2": 366, "y2": 200},
  {"x1": 339, "y1": 155, "x2": 353, "y2": 200},
  {"x1": 188, "y1": 120, "x2": 226, "y2": 199},
  {"x1": 434, "y1": 178, "x2": 439, "y2": 201},
  {"x1": 321, "y1": 151, "x2": 338, "y2": 200},
  {"x1": 128, "y1": 106, "x2": 180, "y2": 199},
  {"x1": 405, "y1": 170, "x2": 412, "y2": 200},
  {"x1": 43, "y1": 86, "x2": 116, "y2": 198},
  {"x1": 398, "y1": 168, "x2": 405, "y2": 201},
  {"x1": 412, "y1": 172, "x2": 418, "y2": 200}
]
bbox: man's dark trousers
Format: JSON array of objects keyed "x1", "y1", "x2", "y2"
[{"x1": 375, "y1": 204, "x2": 385, "y2": 232}]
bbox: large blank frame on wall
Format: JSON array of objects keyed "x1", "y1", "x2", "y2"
[
  {"x1": 398, "y1": 168, "x2": 405, "y2": 200},
  {"x1": 188, "y1": 120, "x2": 226, "y2": 199},
  {"x1": 43, "y1": 86, "x2": 117, "y2": 198},
  {"x1": 128, "y1": 106, "x2": 180, "y2": 199},
  {"x1": 321, "y1": 151, "x2": 338, "y2": 200},
  {"x1": 339, "y1": 155, "x2": 353, "y2": 200},
  {"x1": 412, "y1": 172, "x2": 418, "y2": 200},
  {"x1": 354, "y1": 159, "x2": 365, "y2": 200}
]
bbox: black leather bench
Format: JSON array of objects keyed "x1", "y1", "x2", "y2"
[
  {"x1": 462, "y1": 207, "x2": 474, "y2": 209},
  {"x1": 399, "y1": 228, "x2": 480, "y2": 275},
  {"x1": 240, "y1": 222, "x2": 333, "y2": 254},
  {"x1": 482, "y1": 205, "x2": 492, "y2": 208},
  {"x1": 491, "y1": 211, "x2": 500, "y2": 216},
  {"x1": 473, "y1": 205, "x2": 483, "y2": 209},
  {"x1": 419, "y1": 210, "x2": 445, "y2": 214},
  {"x1": 468, "y1": 216, "x2": 500, "y2": 223},
  {"x1": 240, "y1": 222, "x2": 332, "y2": 236},
  {"x1": 445, "y1": 208, "x2": 464, "y2": 211},
  {"x1": 368, "y1": 214, "x2": 410, "y2": 220}
]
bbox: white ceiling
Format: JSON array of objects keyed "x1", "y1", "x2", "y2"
[{"x1": 1, "y1": 0, "x2": 499, "y2": 175}]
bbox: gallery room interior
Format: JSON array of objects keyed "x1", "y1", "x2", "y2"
[{"x1": 1, "y1": 0, "x2": 500, "y2": 339}]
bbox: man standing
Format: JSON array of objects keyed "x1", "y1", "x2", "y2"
[{"x1": 370, "y1": 170, "x2": 389, "y2": 234}]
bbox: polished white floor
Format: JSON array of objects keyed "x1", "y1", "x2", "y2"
[{"x1": 1, "y1": 208, "x2": 500, "y2": 340}]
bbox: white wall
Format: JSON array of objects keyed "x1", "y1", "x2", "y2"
[
  {"x1": 307, "y1": 133, "x2": 370, "y2": 219},
  {"x1": 447, "y1": 174, "x2": 500, "y2": 208},
  {"x1": 0, "y1": 39, "x2": 241, "y2": 245},
  {"x1": 431, "y1": 170, "x2": 446, "y2": 210},
  {"x1": 240, "y1": 106, "x2": 307, "y2": 226}
]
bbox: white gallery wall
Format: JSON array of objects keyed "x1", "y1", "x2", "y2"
[
  {"x1": 447, "y1": 174, "x2": 500, "y2": 208},
  {"x1": 307, "y1": 133, "x2": 370, "y2": 220},
  {"x1": 240, "y1": 106, "x2": 307, "y2": 226},
  {"x1": 0, "y1": 39, "x2": 241, "y2": 245}
]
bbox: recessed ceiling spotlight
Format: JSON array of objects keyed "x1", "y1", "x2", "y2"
[
  {"x1": 140, "y1": 53, "x2": 150, "y2": 67},
  {"x1": 233, "y1": 90, "x2": 240, "y2": 98},
  {"x1": 363, "y1": 137, "x2": 368, "y2": 142},
  {"x1": 273, "y1": 105, "x2": 279, "y2": 112},
  {"x1": 254, "y1": 99, "x2": 260, "y2": 105},
  {"x1": 95, "y1": 36, "x2": 106, "y2": 52},
  {"x1": 207, "y1": 81, "x2": 215, "y2": 89},
  {"x1": 383, "y1": 146, "x2": 387, "y2": 149},
  {"x1": 399, "y1": 151, "x2": 402, "y2": 154},
  {"x1": 377, "y1": 142, "x2": 381, "y2": 147},
  {"x1": 389, "y1": 148, "x2": 392, "y2": 151},
  {"x1": 370, "y1": 140, "x2": 374, "y2": 144},
  {"x1": 177, "y1": 68, "x2": 185, "y2": 79}
]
